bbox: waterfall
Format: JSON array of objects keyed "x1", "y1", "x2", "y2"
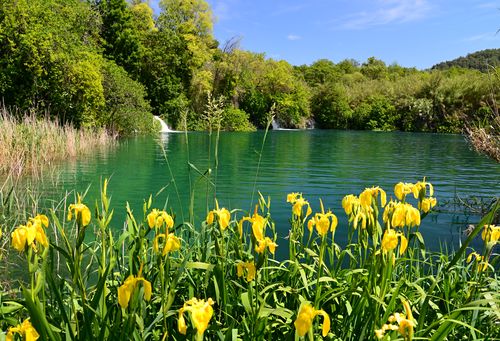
[
  {"x1": 271, "y1": 119, "x2": 281, "y2": 130},
  {"x1": 153, "y1": 116, "x2": 173, "y2": 133}
]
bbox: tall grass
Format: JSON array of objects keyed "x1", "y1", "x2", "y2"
[{"x1": 0, "y1": 106, "x2": 114, "y2": 179}]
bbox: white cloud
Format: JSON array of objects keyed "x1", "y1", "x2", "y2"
[
  {"x1": 287, "y1": 34, "x2": 301, "y2": 41},
  {"x1": 477, "y1": 2, "x2": 499, "y2": 9},
  {"x1": 341, "y1": 0, "x2": 432, "y2": 30},
  {"x1": 464, "y1": 32, "x2": 500, "y2": 41}
]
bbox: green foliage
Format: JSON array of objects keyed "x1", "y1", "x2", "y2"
[
  {"x1": 0, "y1": 0, "x2": 497, "y2": 134},
  {"x1": 432, "y1": 48, "x2": 500, "y2": 72},
  {"x1": 222, "y1": 107, "x2": 256, "y2": 132},
  {"x1": 99, "y1": 0, "x2": 143, "y2": 77},
  {"x1": 138, "y1": 29, "x2": 192, "y2": 128},
  {"x1": 101, "y1": 60, "x2": 154, "y2": 134},
  {"x1": 311, "y1": 83, "x2": 352, "y2": 129},
  {"x1": 365, "y1": 95, "x2": 399, "y2": 131}
]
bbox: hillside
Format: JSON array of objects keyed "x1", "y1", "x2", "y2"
[{"x1": 432, "y1": 48, "x2": 500, "y2": 72}]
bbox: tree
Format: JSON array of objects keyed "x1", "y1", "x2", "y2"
[{"x1": 98, "y1": 0, "x2": 142, "y2": 77}]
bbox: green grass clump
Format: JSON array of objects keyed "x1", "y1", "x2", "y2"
[{"x1": 0, "y1": 177, "x2": 498, "y2": 340}]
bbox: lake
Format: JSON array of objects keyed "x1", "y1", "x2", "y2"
[{"x1": 50, "y1": 130, "x2": 499, "y2": 254}]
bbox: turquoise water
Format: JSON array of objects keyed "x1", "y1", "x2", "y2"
[{"x1": 52, "y1": 130, "x2": 499, "y2": 253}]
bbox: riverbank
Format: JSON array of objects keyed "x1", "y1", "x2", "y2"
[{"x1": 0, "y1": 107, "x2": 115, "y2": 179}]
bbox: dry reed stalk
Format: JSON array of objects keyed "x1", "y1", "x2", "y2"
[{"x1": 0, "y1": 106, "x2": 115, "y2": 179}]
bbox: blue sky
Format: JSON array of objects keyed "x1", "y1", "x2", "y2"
[{"x1": 150, "y1": 0, "x2": 500, "y2": 69}]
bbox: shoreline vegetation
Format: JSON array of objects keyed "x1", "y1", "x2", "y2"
[
  {"x1": 0, "y1": 178, "x2": 498, "y2": 339},
  {"x1": 0, "y1": 0, "x2": 498, "y2": 136},
  {"x1": 0, "y1": 107, "x2": 114, "y2": 179}
]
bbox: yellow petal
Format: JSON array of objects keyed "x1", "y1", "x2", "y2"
[
  {"x1": 178, "y1": 312, "x2": 187, "y2": 335},
  {"x1": 399, "y1": 234, "x2": 408, "y2": 254},
  {"x1": 318, "y1": 310, "x2": 330, "y2": 337},
  {"x1": 26, "y1": 224, "x2": 37, "y2": 246},
  {"x1": 330, "y1": 214, "x2": 338, "y2": 232},
  {"x1": 206, "y1": 211, "x2": 214, "y2": 225},
  {"x1": 81, "y1": 206, "x2": 91, "y2": 226},
  {"x1": 142, "y1": 279, "x2": 152, "y2": 301},
  {"x1": 246, "y1": 262, "x2": 256, "y2": 282},
  {"x1": 118, "y1": 283, "x2": 132, "y2": 309},
  {"x1": 294, "y1": 303, "x2": 315, "y2": 337},
  {"x1": 236, "y1": 263, "x2": 244, "y2": 277},
  {"x1": 394, "y1": 183, "x2": 404, "y2": 201},
  {"x1": 164, "y1": 234, "x2": 181, "y2": 254},
  {"x1": 11, "y1": 227, "x2": 27, "y2": 252},
  {"x1": 307, "y1": 219, "x2": 314, "y2": 232},
  {"x1": 147, "y1": 210, "x2": 157, "y2": 228},
  {"x1": 380, "y1": 189, "x2": 387, "y2": 207}
]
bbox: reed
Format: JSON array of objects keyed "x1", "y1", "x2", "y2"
[{"x1": 0, "y1": 106, "x2": 115, "y2": 179}]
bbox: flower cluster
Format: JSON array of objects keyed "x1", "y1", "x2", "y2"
[
  {"x1": 467, "y1": 252, "x2": 489, "y2": 272},
  {"x1": 236, "y1": 261, "x2": 256, "y2": 282},
  {"x1": 148, "y1": 209, "x2": 180, "y2": 255},
  {"x1": 381, "y1": 228, "x2": 408, "y2": 254},
  {"x1": 11, "y1": 214, "x2": 49, "y2": 252},
  {"x1": 239, "y1": 206, "x2": 277, "y2": 255},
  {"x1": 481, "y1": 224, "x2": 500, "y2": 245},
  {"x1": 342, "y1": 187, "x2": 386, "y2": 230},
  {"x1": 375, "y1": 300, "x2": 415, "y2": 340},
  {"x1": 383, "y1": 201, "x2": 421, "y2": 228},
  {"x1": 287, "y1": 192, "x2": 312, "y2": 219}
]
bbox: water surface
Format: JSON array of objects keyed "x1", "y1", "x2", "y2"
[{"x1": 51, "y1": 130, "x2": 500, "y2": 254}]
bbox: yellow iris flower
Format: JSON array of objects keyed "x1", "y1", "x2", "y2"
[
  {"x1": 236, "y1": 261, "x2": 256, "y2": 282},
  {"x1": 147, "y1": 209, "x2": 174, "y2": 229},
  {"x1": 238, "y1": 206, "x2": 266, "y2": 240},
  {"x1": 359, "y1": 186, "x2": 387, "y2": 209},
  {"x1": 287, "y1": 193, "x2": 312, "y2": 218},
  {"x1": 6, "y1": 319, "x2": 39, "y2": 341},
  {"x1": 394, "y1": 182, "x2": 414, "y2": 201},
  {"x1": 206, "y1": 199, "x2": 231, "y2": 230},
  {"x1": 294, "y1": 302, "x2": 330, "y2": 337},
  {"x1": 67, "y1": 195, "x2": 91, "y2": 226},
  {"x1": 118, "y1": 269, "x2": 152, "y2": 309},
  {"x1": 11, "y1": 216, "x2": 49, "y2": 252},
  {"x1": 482, "y1": 224, "x2": 500, "y2": 244},
  {"x1": 153, "y1": 233, "x2": 181, "y2": 256},
  {"x1": 178, "y1": 297, "x2": 215, "y2": 337},
  {"x1": 418, "y1": 197, "x2": 437, "y2": 213},
  {"x1": 381, "y1": 229, "x2": 408, "y2": 254},
  {"x1": 307, "y1": 199, "x2": 338, "y2": 236},
  {"x1": 466, "y1": 252, "x2": 489, "y2": 271},
  {"x1": 389, "y1": 202, "x2": 421, "y2": 228},
  {"x1": 342, "y1": 194, "x2": 359, "y2": 215},
  {"x1": 375, "y1": 300, "x2": 414, "y2": 340},
  {"x1": 412, "y1": 179, "x2": 434, "y2": 199},
  {"x1": 255, "y1": 237, "x2": 277, "y2": 255}
]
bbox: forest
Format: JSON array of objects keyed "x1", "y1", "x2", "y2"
[{"x1": 0, "y1": 0, "x2": 498, "y2": 135}]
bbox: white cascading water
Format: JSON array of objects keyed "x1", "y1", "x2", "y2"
[
  {"x1": 271, "y1": 118, "x2": 281, "y2": 130},
  {"x1": 153, "y1": 116, "x2": 173, "y2": 133}
]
